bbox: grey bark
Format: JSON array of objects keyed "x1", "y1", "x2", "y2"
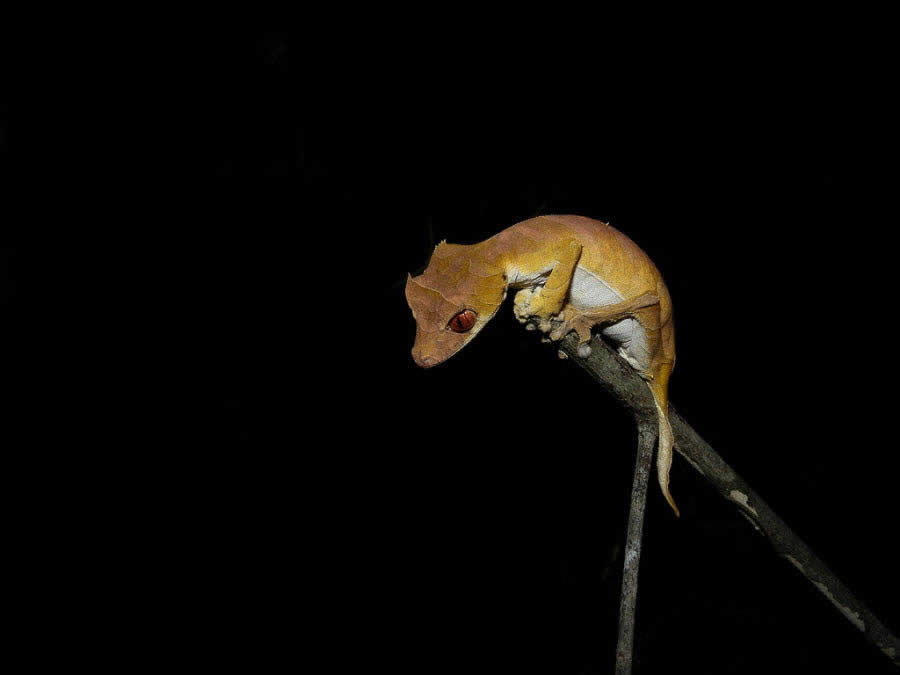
[
  {"x1": 552, "y1": 332, "x2": 900, "y2": 668},
  {"x1": 614, "y1": 421, "x2": 656, "y2": 675}
]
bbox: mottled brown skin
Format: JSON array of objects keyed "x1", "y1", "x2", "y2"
[{"x1": 406, "y1": 215, "x2": 679, "y2": 515}]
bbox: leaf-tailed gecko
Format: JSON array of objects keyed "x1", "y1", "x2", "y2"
[{"x1": 405, "y1": 215, "x2": 678, "y2": 515}]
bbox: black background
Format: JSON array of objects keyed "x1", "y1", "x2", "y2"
[
  {"x1": 7, "y1": 20, "x2": 898, "y2": 674},
  {"x1": 188, "y1": 27, "x2": 899, "y2": 674}
]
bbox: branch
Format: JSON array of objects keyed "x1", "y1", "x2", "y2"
[
  {"x1": 552, "y1": 331, "x2": 900, "y2": 668},
  {"x1": 615, "y1": 420, "x2": 656, "y2": 675}
]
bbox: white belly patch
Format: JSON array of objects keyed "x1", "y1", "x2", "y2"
[
  {"x1": 602, "y1": 318, "x2": 650, "y2": 372},
  {"x1": 568, "y1": 266, "x2": 650, "y2": 372},
  {"x1": 568, "y1": 266, "x2": 623, "y2": 309}
]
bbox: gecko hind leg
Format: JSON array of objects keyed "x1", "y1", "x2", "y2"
[{"x1": 548, "y1": 292, "x2": 660, "y2": 344}]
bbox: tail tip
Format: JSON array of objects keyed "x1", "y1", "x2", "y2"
[{"x1": 665, "y1": 489, "x2": 681, "y2": 518}]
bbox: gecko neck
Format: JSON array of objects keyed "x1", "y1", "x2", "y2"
[{"x1": 475, "y1": 229, "x2": 554, "y2": 289}]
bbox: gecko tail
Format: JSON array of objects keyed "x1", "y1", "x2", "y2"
[
  {"x1": 656, "y1": 410, "x2": 680, "y2": 517},
  {"x1": 645, "y1": 360, "x2": 679, "y2": 518}
]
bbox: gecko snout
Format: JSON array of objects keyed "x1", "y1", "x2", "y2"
[
  {"x1": 413, "y1": 351, "x2": 437, "y2": 368},
  {"x1": 411, "y1": 344, "x2": 438, "y2": 368}
]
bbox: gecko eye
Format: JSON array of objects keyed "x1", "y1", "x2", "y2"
[{"x1": 448, "y1": 309, "x2": 476, "y2": 333}]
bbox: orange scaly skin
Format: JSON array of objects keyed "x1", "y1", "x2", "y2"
[{"x1": 406, "y1": 215, "x2": 678, "y2": 515}]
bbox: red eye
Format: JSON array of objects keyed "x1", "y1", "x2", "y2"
[{"x1": 449, "y1": 309, "x2": 476, "y2": 333}]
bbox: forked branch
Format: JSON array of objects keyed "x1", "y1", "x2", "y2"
[{"x1": 551, "y1": 332, "x2": 900, "y2": 668}]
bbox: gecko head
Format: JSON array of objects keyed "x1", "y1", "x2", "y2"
[{"x1": 405, "y1": 242, "x2": 506, "y2": 368}]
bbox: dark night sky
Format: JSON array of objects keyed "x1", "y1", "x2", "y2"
[{"x1": 7, "y1": 23, "x2": 896, "y2": 674}]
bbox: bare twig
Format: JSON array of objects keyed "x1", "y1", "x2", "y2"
[
  {"x1": 550, "y1": 331, "x2": 900, "y2": 668},
  {"x1": 615, "y1": 421, "x2": 657, "y2": 675}
]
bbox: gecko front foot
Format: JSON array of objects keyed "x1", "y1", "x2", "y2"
[
  {"x1": 513, "y1": 287, "x2": 551, "y2": 322},
  {"x1": 513, "y1": 288, "x2": 538, "y2": 324},
  {"x1": 513, "y1": 288, "x2": 556, "y2": 332}
]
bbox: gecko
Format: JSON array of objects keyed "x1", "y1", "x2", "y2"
[{"x1": 405, "y1": 214, "x2": 679, "y2": 515}]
